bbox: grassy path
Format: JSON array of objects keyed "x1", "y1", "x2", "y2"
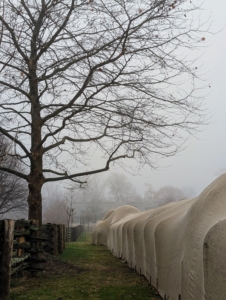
[{"x1": 10, "y1": 233, "x2": 162, "y2": 300}]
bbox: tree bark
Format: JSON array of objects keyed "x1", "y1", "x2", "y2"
[
  {"x1": 27, "y1": 113, "x2": 44, "y2": 224},
  {"x1": 0, "y1": 219, "x2": 14, "y2": 300},
  {"x1": 27, "y1": 174, "x2": 44, "y2": 222},
  {"x1": 27, "y1": 29, "x2": 45, "y2": 224}
]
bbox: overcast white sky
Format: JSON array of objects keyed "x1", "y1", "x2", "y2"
[
  {"x1": 114, "y1": 0, "x2": 226, "y2": 197},
  {"x1": 57, "y1": 0, "x2": 226, "y2": 199},
  {"x1": 46, "y1": 0, "x2": 226, "y2": 200}
]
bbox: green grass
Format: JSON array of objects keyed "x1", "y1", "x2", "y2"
[{"x1": 10, "y1": 232, "x2": 162, "y2": 300}]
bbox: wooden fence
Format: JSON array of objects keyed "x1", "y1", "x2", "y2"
[
  {"x1": 0, "y1": 219, "x2": 67, "y2": 300},
  {"x1": 42, "y1": 223, "x2": 66, "y2": 255},
  {"x1": 0, "y1": 220, "x2": 84, "y2": 300},
  {"x1": 66, "y1": 225, "x2": 83, "y2": 242}
]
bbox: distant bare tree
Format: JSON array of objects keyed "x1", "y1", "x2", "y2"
[
  {"x1": 86, "y1": 201, "x2": 103, "y2": 223},
  {"x1": 144, "y1": 183, "x2": 156, "y2": 202},
  {"x1": 81, "y1": 175, "x2": 105, "y2": 222},
  {"x1": 64, "y1": 192, "x2": 77, "y2": 228},
  {"x1": 156, "y1": 185, "x2": 185, "y2": 205},
  {"x1": 0, "y1": 0, "x2": 208, "y2": 225},
  {"x1": 43, "y1": 199, "x2": 67, "y2": 224},
  {"x1": 85, "y1": 175, "x2": 106, "y2": 203},
  {"x1": 106, "y1": 172, "x2": 141, "y2": 202},
  {"x1": 0, "y1": 135, "x2": 27, "y2": 217},
  {"x1": 43, "y1": 184, "x2": 81, "y2": 225}
]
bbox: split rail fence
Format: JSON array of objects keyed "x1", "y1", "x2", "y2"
[
  {"x1": 0, "y1": 219, "x2": 83, "y2": 300},
  {"x1": 66, "y1": 224, "x2": 83, "y2": 242}
]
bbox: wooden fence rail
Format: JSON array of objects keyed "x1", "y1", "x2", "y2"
[
  {"x1": 0, "y1": 221, "x2": 83, "y2": 300},
  {"x1": 0, "y1": 220, "x2": 14, "y2": 300},
  {"x1": 42, "y1": 223, "x2": 66, "y2": 255},
  {"x1": 0, "y1": 220, "x2": 68, "y2": 300},
  {"x1": 66, "y1": 225, "x2": 83, "y2": 242}
]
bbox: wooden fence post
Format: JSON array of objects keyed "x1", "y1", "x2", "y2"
[
  {"x1": 63, "y1": 225, "x2": 66, "y2": 250},
  {"x1": 52, "y1": 224, "x2": 58, "y2": 256},
  {"x1": 66, "y1": 227, "x2": 71, "y2": 245},
  {"x1": 58, "y1": 225, "x2": 64, "y2": 254},
  {"x1": 30, "y1": 220, "x2": 40, "y2": 272},
  {"x1": 16, "y1": 224, "x2": 25, "y2": 258},
  {"x1": 0, "y1": 219, "x2": 15, "y2": 300}
]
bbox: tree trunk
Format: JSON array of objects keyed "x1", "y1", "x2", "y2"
[
  {"x1": 27, "y1": 173, "x2": 44, "y2": 222},
  {"x1": 0, "y1": 220, "x2": 14, "y2": 300},
  {"x1": 27, "y1": 113, "x2": 44, "y2": 225},
  {"x1": 27, "y1": 32, "x2": 44, "y2": 226}
]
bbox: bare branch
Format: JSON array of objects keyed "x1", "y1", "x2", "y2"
[{"x1": 0, "y1": 0, "x2": 210, "y2": 222}]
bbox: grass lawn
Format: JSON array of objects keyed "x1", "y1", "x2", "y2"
[{"x1": 10, "y1": 232, "x2": 162, "y2": 300}]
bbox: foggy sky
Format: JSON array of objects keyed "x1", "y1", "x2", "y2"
[
  {"x1": 112, "y1": 0, "x2": 226, "y2": 197},
  {"x1": 56, "y1": 0, "x2": 226, "y2": 199}
]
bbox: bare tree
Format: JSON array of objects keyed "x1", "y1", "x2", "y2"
[
  {"x1": 144, "y1": 183, "x2": 156, "y2": 202},
  {"x1": 0, "y1": 135, "x2": 27, "y2": 217},
  {"x1": 80, "y1": 175, "x2": 105, "y2": 222},
  {"x1": 0, "y1": 0, "x2": 208, "y2": 225},
  {"x1": 43, "y1": 198, "x2": 67, "y2": 224},
  {"x1": 83, "y1": 201, "x2": 103, "y2": 223},
  {"x1": 64, "y1": 192, "x2": 77, "y2": 229},
  {"x1": 85, "y1": 174, "x2": 106, "y2": 202},
  {"x1": 106, "y1": 172, "x2": 141, "y2": 202},
  {"x1": 42, "y1": 183, "x2": 67, "y2": 224},
  {"x1": 155, "y1": 185, "x2": 185, "y2": 205}
]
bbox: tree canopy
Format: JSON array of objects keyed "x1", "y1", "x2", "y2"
[{"x1": 0, "y1": 0, "x2": 208, "y2": 221}]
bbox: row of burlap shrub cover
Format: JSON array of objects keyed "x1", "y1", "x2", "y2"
[{"x1": 92, "y1": 174, "x2": 226, "y2": 300}]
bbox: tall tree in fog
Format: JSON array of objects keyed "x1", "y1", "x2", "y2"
[
  {"x1": 0, "y1": 0, "x2": 208, "y2": 224},
  {"x1": 82, "y1": 175, "x2": 105, "y2": 222},
  {"x1": 106, "y1": 172, "x2": 141, "y2": 202},
  {"x1": 144, "y1": 183, "x2": 155, "y2": 202},
  {"x1": 85, "y1": 175, "x2": 106, "y2": 202},
  {"x1": 156, "y1": 185, "x2": 185, "y2": 205}
]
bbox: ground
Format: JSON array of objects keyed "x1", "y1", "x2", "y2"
[{"x1": 10, "y1": 233, "x2": 162, "y2": 300}]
